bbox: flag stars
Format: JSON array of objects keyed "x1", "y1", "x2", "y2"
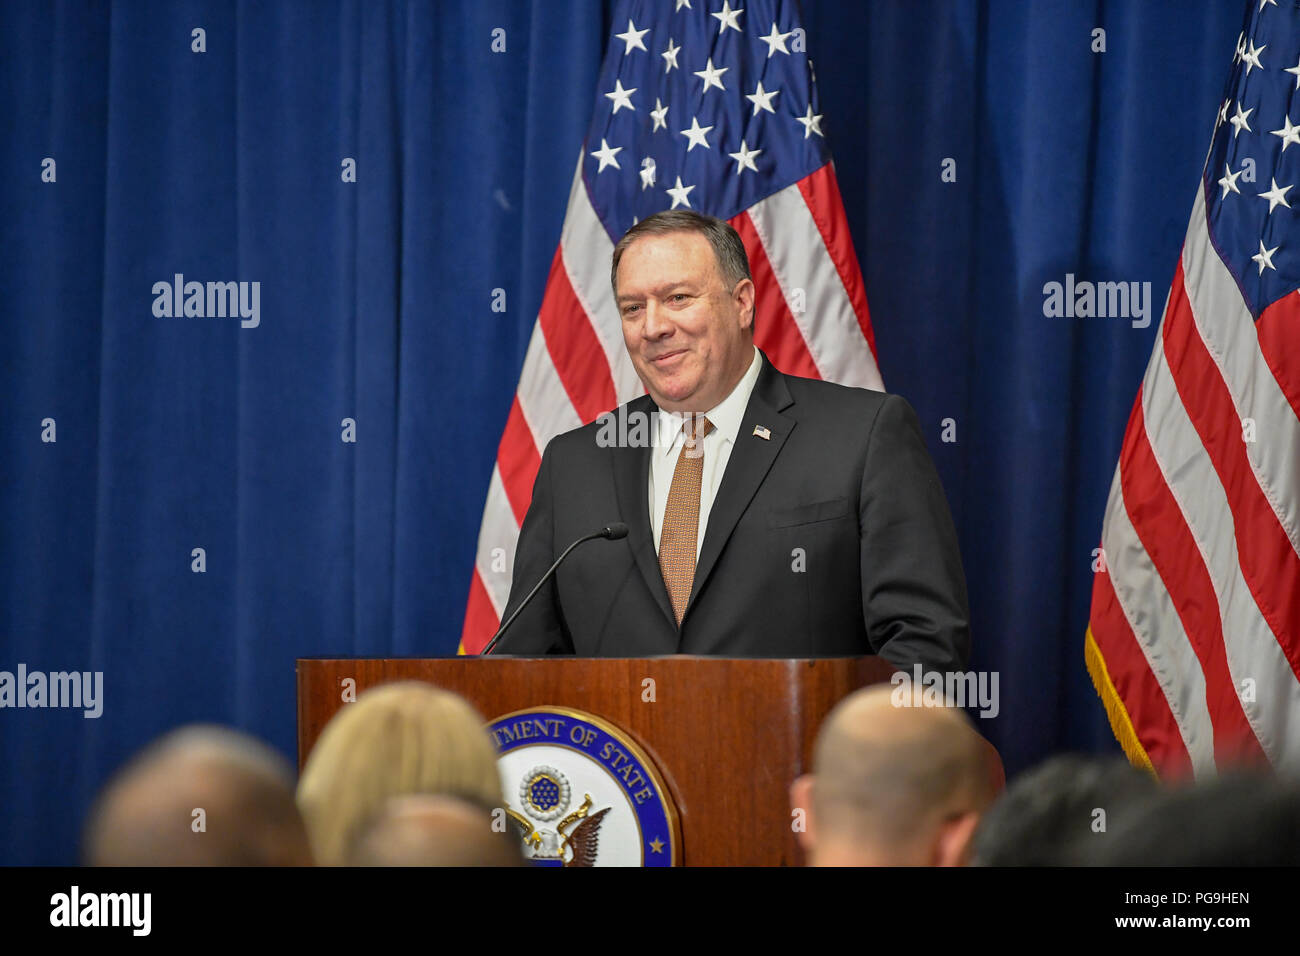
[
  {"x1": 746, "y1": 81, "x2": 779, "y2": 115},
  {"x1": 675, "y1": 0, "x2": 691, "y2": 10},
  {"x1": 1286, "y1": 55, "x2": 1300, "y2": 90},
  {"x1": 662, "y1": 37, "x2": 681, "y2": 73},
  {"x1": 1229, "y1": 102, "x2": 1253, "y2": 138},
  {"x1": 1260, "y1": 0, "x2": 1277, "y2": 10},
  {"x1": 1218, "y1": 163, "x2": 1244, "y2": 199},
  {"x1": 1272, "y1": 115, "x2": 1300, "y2": 151},
  {"x1": 694, "y1": 57, "x2": 728, "y2": 94},
  {"x1": 728, "y1": 139, "x2": 762, "y2": 175},
  {"x1": 1252, "y1": 239, "x2": 1279, "y2": 274},
  {"x1": 590, "y1": 138, "x2": 623, "y2": 172},
  {"x1": 680, "y1": 116, "x2": 714, "y2": 151},
  {"x1": 650, "y1": 97, "x2": 669, "y2": 132},
  {"x1": 796, "y1": 104, "x2": 824, "y2": 138},
  {"x1": 1217, "y1": 99, "x2": 1231, "y2": 129},
  {"x1": 712, "y1": 1, "x2": 744, "y2": 35},
  {"x1": 1234, "y1": 33, "x2": 1246, "y2": 64},
  {"x1": 1242, "y1": 39, "x2": 1266, "y2": 74},
  {"x1": 1259, "y1": 177, "x2": 1292, "y2": 214},
  {"x1": 616, "y1": 20, "x2": 649, "y2": 54},
  {"x1": 606, "y1": 78, "x2": 637, "y2": 113},
  {"x1": 759, "y1": 22, "x2": 793, "y2": 57},
  {"x1": 666, "y1": 175, "x2": 695, "y2": 209}
]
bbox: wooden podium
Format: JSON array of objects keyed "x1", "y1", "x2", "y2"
[{"x1": 297, "y1": 655, "x2": 897, "y2": 866}]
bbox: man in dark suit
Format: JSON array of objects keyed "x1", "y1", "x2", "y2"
[{"x1": 497, "y1": 210, "x2": 969, "y2": 673}]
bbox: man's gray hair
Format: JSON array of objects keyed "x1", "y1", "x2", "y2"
[{"x1": 610, "y1": 210, "x2": 752, "y2": 298}]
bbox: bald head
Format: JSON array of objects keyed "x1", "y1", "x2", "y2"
[
  {"x1": 84, "y1": 725, "x2": 313, "y2": 867},
  {"x1": 348, "y1": 795, "x2": 524, "y2": 867},
  {"x1": 792, "y1": 685, "x2": 995, "y2": 866}
]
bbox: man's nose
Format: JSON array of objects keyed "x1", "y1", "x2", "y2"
[{"x1": 642, "y1": 300, "x2": 672, "y2": 339}]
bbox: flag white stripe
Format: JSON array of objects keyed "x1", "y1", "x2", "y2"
[
  {"x1": 1101, "y1": 464, "x2": 1217, "y2": 776},
  {"x1": 1183, "y1": 184, "x2": 1300, "y2": 558},
  {"x1": 561, "y1": 153, "x2": 645, "y2": 404},
  {"x1": 517, "y1": 321, "x2": 583, "y2": 452},
  {"x1": 472, "y1": 467, "x2": 519, "y2": 618},
  {"x1": 746, "y1": 183, "x2": 884, "y2": 390}
]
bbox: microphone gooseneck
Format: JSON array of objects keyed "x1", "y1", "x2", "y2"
[{"x1": 480, "y1": 523, "x2": 625, "y2": 655}]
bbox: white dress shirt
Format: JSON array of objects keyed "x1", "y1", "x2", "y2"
[{"x1": 649, "y1": 345, "x2": 763, "y2": 560}]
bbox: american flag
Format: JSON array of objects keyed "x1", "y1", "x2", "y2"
[
  {"x1": 459, "y1": 0, "x2": 882, "y2": 653},
  {"x1": 1087, "y1": 0, "x2": 1300, "y2": 777}
]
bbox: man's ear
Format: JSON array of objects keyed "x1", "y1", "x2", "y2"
[
  {"x1": 733, "y1": 277, "x2": 756, "y2": 332},
  {"x1": 790, "y1": 774, "x2": 816, "y2": 856},
  {"x1": 931, "y1": 811, "x2": 981, "y2": 867}
]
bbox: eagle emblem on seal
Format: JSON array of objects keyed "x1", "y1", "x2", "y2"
[{"x1": 505, "y1": 765, "x2": 612, "y2": 866}]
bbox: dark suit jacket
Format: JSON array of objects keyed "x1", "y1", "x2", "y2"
[{"x1": 497, "y1": 350, "x2": 970, "y2": 672}]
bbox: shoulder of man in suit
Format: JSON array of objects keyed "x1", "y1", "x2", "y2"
[
  {"x1": 541, "y1": 394, "x2": 660, "y2": 460},
  {"x1": 776, "y1": 370, "x2": 898, "y2": 418}
]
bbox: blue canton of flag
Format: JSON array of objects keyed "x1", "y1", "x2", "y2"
[
  {"x1": 583, "y1": 0, "x2": 831, "y2": 240},
  {"x1": 1208, "y1": 2, "x2": 1300, "y2": 317}
]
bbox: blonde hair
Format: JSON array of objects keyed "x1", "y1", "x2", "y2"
[{"x1": 296, "y1": 681, "x2": 503, "y2": 865}]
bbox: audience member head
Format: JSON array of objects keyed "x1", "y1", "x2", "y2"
[
  {"x1": 970, "y1": 754, "x2": 1156, "y2": 865},
  {"x1": 84, "y1": 724, "x2": 312, "y2": 866},
  {"x1": 1087, "y1": 771, "x2": 1300, "y2": 866},
  {"x1": 296, "y1": 681, "x2": 503, "y2": 865},
  {"x1": 790, "y1": 684, "x2": 996, "y2": 866},
  {"x1": 347, "y1": 794, "x2": 524, "y2": 866}
]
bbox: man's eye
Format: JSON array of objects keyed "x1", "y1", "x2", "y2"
[
  {"x1": 671, "y1": 294, "x2": 688, "y2": 303},
  {"x1": 623, "y1": 305, "x2": 641, "y2": 316}
]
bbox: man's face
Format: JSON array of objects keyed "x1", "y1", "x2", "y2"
[{"x1": 615, "y1": 230, "x2": 756, "y2": 413}]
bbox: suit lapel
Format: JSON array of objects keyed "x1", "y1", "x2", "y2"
[
  {"x1": 686, "y1": 353, "x2": 795, "y2": 618},
  {"x1": 612, "y1": 395, "x2": 678, "y2": 630}
]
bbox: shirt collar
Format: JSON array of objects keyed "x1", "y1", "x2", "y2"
[{"x1": 655, "y1": 345, "x2": 762, "y2": 457}]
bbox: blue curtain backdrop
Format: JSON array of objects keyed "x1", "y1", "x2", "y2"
[{"x1": 0, "y1": 0, "x2": 1246, "y2": 863}]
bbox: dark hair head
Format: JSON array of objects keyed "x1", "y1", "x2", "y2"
[
  {"x1": 610, "y1": 209, "x2": 752, "y2": 299},
  {"x1": 1092, "y1": 771, "x2": 1300, "y2": 866},
  {"x1": 970, "y1": 754, "x2": 1157, "y2": 866}
]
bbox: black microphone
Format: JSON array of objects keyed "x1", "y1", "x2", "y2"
[{"x1": 480, "y1": 522, "x2": 628, "y2": 655}]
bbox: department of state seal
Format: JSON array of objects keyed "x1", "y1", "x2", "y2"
[{"x1": 488, "y1": 707, "x2": 679, "y2": 867}]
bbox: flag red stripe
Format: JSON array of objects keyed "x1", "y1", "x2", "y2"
[
  {"x1": 1118, "y1": 392, "x2": 1268, "y2": 767},
  {"x1": 1162, "y1": 262, "x2": 1300, "y2": 683},
  {"x1": 460, "y1": 569, "x2": 501, "y2": 655},
  {"x1": 797, "y1": 163, "x2": 879, "y2": 362},
  {"x1": 1089, "y1": 535, "x2": 1195, "y2": 779},
  {"x1": 498, "y1": 397, "x2": 542, "y2": 526},
  {"x1": 537, "y1": 247, "x2": 618, "y2": 424},
  {"x1": 1255, "y1": 297, "x2": 1300, "y2": 424},
  {"x1": 730, "y1": 211, "x2": 821, "y2": 379}
]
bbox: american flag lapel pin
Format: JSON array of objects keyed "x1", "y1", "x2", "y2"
[{"x1": 753, "y1": 425, "x2": 771, "y2": 440}]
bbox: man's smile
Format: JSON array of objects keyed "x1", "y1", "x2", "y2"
[{"x1": 649, "y1": 348, "x2": 688, "y2": 367}]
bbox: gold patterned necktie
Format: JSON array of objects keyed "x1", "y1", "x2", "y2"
[{"x1": 659, "y1": 414, "x2": 713, "y2": 626}]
